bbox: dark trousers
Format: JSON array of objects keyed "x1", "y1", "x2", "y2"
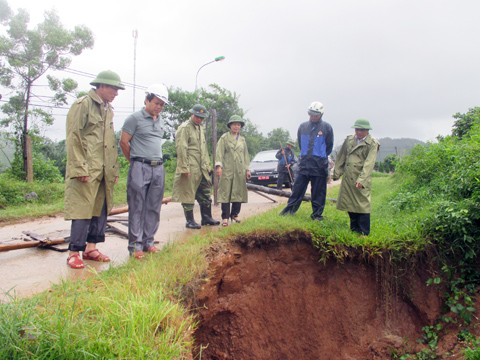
[
  {"x1": 182, "y1": 176, "x2": 212, "y2": 211},
  {"x1": 348, "y1": 212, "x2": 370, "y2": 235},
  {"x1": 221, "y1": 202, "x2": 242, "y2": 220},
  {"x1": 277, "y1": 171, "x2": 293, "y2": 190},
  {"x1": 68, "y1": 200, "x2": 108, "y2": 252},
  {"x1": 279, "y1": 173, "x2": 327, "y2": 220}
]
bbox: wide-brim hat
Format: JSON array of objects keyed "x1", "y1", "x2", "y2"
[
  {"x1": 352, "y1": 118, "x2": 372, "y2": 130},
  {"x1": 89, "y1": 70, "x2": 125, "y2": 90},
  {"x1": 189, "y1": 104, "x2": 208, "y2": 118},
  {"x1": 227, "y1": 115, "x2": 245, "y2": 128},
  {"x1": 287, "y1": 140, "x2": 295, "y2": 147}
]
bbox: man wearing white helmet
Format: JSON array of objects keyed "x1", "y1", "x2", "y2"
[
  {"x1": 280, "y1": 101, "x2": 334, "y2": 221},
  {"x1": 120, "y1": 84, "x2": 169, "y2": 259}
]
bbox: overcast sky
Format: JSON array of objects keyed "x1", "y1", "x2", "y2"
[{"x1": 5, "y1": 0, "x2": 480, "y2": 148}]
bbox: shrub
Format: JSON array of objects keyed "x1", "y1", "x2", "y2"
[
  {"x1": 0, "y1": 174, "x2": 64, "y2": 208},
  {"x1": 6, "y1": 152, "x2": 63, "y2": 183}
]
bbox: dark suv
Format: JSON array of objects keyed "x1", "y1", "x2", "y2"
[{"x1": 248, "y1": 150, "x2": 293, "y2": 187}]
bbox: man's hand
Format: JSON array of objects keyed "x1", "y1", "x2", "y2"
[
  {"x1": 115, "y1": 177, "x2": 118, "y2": 184},
  {"x1": 355, "y1": 182, "x2": 364, "y2": 189},
  {"x1": 246, "y1": 170, "x2": 251, "y2": 180},
  {"x1": 76, "y1": 176, "x2": 89, "y2": 183},
  {"x1": 183, "y1": 173, "x2": 190, "y2": 179}
]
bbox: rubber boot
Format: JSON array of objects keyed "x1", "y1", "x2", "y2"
[
  {"x1": 184, "y1": 210, "x2": 201, "y2": 229},
  {"x1": 200, "y1": 204, "x2": 220, "y2": 226}
]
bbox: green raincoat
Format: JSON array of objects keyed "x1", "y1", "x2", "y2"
[
  {"x1": 334, "y1": 134, "x2": 379, "y2": 213},
  {"x1": 64, "y1": 89, "x2": 119, "y2": 220},
  {"x1": 172, "y1": 118, "x2": 212, "y2": 204},
  {"x1": 215, "y1": 131, "x2": 250, "y2": 203}
]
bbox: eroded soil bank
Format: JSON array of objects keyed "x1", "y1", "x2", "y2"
[{"x1": 193, "y1": 232, "x2": 443, "y2": 359}]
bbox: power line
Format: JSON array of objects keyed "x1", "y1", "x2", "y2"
[{"x1": 61, "y1": 68, "x2": 147, "y2": 90}]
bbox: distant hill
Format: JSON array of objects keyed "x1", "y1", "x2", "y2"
[
  {"x1": 375, "y1": 137, "x2": 426, "y2": 162},
  {"x1": 332, "y1": 137, "x2": 426, "y2": 162}
]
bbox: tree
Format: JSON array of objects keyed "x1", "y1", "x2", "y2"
[
  {"x1": 162, "y1": 87, "x2": 199, "y2": 139},
  {"x1": 37, "y1": 138, "x2": 66, "y2": 177},
  {"x1": 264, "y1": 128, "x2": 291, "y2": 150},
  {"x1": 451, "y1": 107, "x2": 480, "y2": 140},
  {"x1": 0, "y1": 0, "x2": 94, "y2": 181},
  {"x1": 382, "y1": 154, "x2": 398, "y2": 173},
  {"x1": 164, "y1": 84, "x2": 253, "y2": 154}
]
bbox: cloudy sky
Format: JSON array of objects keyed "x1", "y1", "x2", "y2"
[{"x1": 4, "y1": 0, "x2": 480, "y2": 148}]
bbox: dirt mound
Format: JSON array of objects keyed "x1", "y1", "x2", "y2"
[{"x1": 193, "y1": 235, "x2": 443, "y2": 359}]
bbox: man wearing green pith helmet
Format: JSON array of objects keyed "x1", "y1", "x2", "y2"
[
  {"x1": 333, "y1": 118, "x2": 380, "y2": 236},
  {"x1": 64, "y1": 70, "x2": 125, "y2": 269},
  {"x1": 172, "y1": 104, "x2": 221, "y2": 229}
]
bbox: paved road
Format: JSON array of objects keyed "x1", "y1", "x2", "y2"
[{"x1": 0, "y1": 190, "x2": 289, "y2": 301}]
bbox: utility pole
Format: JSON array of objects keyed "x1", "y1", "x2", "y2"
[{"x1": 132, "y1": 29, "x2": 138, "y2": 112}]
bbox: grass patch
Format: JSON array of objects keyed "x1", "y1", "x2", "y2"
[{"x1": 224, "y1": 176, "x2": 429, "y2": 255}]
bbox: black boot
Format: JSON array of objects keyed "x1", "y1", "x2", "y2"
[
  {"x1": 184, "y1": 210, "x2": 201, "y2": 229},
  {"x1": 200, "y1": 204, "x2": 220, "y2": 226}
]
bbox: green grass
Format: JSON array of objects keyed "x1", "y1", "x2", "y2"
[
  {"x1": 225, "y1": 176, "x2": 429, "y2": 255},
  {"x1": 0, "y1": 239, "x2": 208, "y2": 359},
  {"x1": 0, "y1": 176, "x2": 438, "y2": 358}
]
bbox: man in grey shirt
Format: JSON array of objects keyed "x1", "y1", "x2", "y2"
[{"x1": 120, "y1": 84, "x2": 169, "y2": 259}]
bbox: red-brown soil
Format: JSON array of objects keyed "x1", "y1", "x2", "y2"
[{"x1": 192, "y1": 233, "x2": 448, "y2": 359}]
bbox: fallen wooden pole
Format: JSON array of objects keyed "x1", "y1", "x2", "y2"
[
  {"x1": 0, "y1": 238, "x2": 67, "y2": 252},
  {"x1": 109, "y1": 196, "x2": 172, "y2": 215},
  {"x1": 246, "y1": 183, "x2": 337, "y2": 203},
  {"x1": 252, "y1": 190, "x2": 278, "y2": 203}
]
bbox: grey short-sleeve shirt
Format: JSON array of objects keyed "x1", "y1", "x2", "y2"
[{"x1": 122, "y1": 109, "x2": 164, "y2": 160}]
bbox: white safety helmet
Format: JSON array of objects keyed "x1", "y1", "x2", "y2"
[
  {"x1": 308, "y1": 101, "x2": 324, "y2": 115},
  {"x1": 146, "y1": 84, "x2": 169, "y2": 104}
]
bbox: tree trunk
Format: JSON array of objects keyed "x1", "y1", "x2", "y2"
[
  {"x1": 25, "y1": 135, "x2": 33, "y2": 182},
  {"x1": 23, "y1": 82, "x2": 32, "y2": 182}
]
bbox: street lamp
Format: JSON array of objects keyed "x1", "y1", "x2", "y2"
[{"x1": 195, "y1": 56, "x2": 225, "y2": 91}]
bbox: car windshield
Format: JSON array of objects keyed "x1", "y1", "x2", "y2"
[{"x1": 252, "y1": 151, "x2": 277, "y2": 162}]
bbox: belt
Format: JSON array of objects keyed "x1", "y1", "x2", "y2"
[{"x1": 131, "y1": 157, "x2": 163, "y2": 166}]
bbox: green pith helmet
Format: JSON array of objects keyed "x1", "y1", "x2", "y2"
[
  {"x1": 352, "y1": 118, "x2": 372, "y2": 130},
  {"x1": 189, "y1": 104, "x2": 208, "y2": 118},
  {"x1": 90, "y1": 70, "x2": 125, "y2": 90},
  {"x1": 287, "y1": 140, "x2": 295, "y2": 147},
  {"x1": 227, "y1": 115, "x2": 245, "y2": 128}
]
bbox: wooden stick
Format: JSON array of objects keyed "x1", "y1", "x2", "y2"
[
  {"x1": 109, "y1": 196, "x2": 172, "y2": 215},
  {"x1": 0, "y1": 238, "x2": 66, "y2": 252},
  {"x1": 279, "y1": 141, "x2": 294, "y2": 185}
]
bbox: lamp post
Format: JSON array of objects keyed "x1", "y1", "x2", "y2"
[{"x1": 195, "y1": 56, "x2": 225, "y2": 91}]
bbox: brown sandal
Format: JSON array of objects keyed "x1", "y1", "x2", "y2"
[
  {"x1": 83, "y1": 249, "x2": 111, "y2": 262},
  {"x1": 131, "y1": 251, "x2": 145, "y2": 259},
  {"x1": 67, "y1": 254, "x2": 84, "y2": 269},
  {"x1": 146, "y1": 246, "x2": 160, "y2": 253},
  {"x1": 231, "y1": 216, "x2": 241, "y2": 223}
]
